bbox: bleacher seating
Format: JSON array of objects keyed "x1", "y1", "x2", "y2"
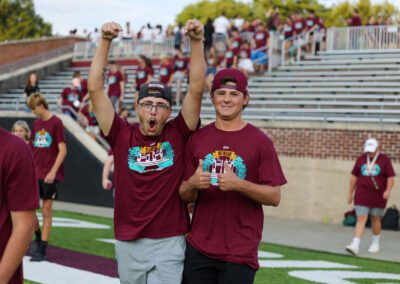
[{"x1": 1, "y1": 50, "x2": 400, "y2": 123}]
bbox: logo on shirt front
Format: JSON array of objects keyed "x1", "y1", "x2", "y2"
[
  {"x1": 34, "y1": 129, "x2": 52, "y2": 148},
  {"x1": 203, "y1": 150, "x2": 247, "y2": 186},
  {"x1": 128, "y1": 142, "x2": 174, "y2": 173},
  {"x1": 361, "y1": 164, "x2": 381, "y2": 177}
]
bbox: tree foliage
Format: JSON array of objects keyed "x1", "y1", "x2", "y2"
[
  {"x1": 176, "y1": 0, "x2": 399, "y2": 28},
  {"x1": 0, "y1": 0, "x2": 52, "y2": 42}
]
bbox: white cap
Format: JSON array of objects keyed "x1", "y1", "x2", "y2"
[{"x1": 364, "y1": 138, "x2": 379, "y2": 153}]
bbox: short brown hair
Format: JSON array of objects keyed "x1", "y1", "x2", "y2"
[{"x1": 27, "y1": 93, "x2": 48, "y2": 110}]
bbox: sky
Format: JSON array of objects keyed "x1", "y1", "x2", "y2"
[{"x1": 34, "y1": 0, "x2": 398, "y2": 36}]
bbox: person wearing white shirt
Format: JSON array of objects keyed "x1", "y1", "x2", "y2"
[{"x1": 213, "y1": 12, "x2": 230, "y2": 35}]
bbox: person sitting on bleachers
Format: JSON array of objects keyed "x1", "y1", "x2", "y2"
[
  {"x1": 23, "y1": 72, "x2": 40, "y2": 112},
  {"x1": 73, "y1": 71, "x2": 88, "y2": 101},
  {"x1": 78, "y1": 100, "x2": 99, "y2": 140},
  {"x1": 238, "y1": 41, "x2": 254, "y2": 77},
  {"x1": 223, "y1": 40, "x2": 238, "y2": 69},
  {"x1": 251, "y1": 23, "x2": 270, "y2": 74},
  {"x1": 59, "y1": 78, "x2": 84, "y2": 119}
]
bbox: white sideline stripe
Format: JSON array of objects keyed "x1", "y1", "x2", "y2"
[
  {"x1": 288, "y1": 270, "x2": 400, "y2": 284},
  {"x1": 96, "y1": 239, "x2": 285, "y2": 259},
  {"x1": 259, "y1": 260, "x2": 357, "y2": 269},
  {"x1": 37, "y1": 213, "x2": 110, "y2": 229},
  {"x1": 23, "y1": 256, "x2": 119, "y2": 284}
]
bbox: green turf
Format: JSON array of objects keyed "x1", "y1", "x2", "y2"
[{"x1": 25, "y1": 210, "x2": 400, "y2": 284}]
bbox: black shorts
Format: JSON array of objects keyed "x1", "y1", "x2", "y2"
[
  {"x1": 39, "y1": 179, "x2": 59, "y2": 200},
  {"x1": 183, "y1": 243, "x2": 256, "y2": 284}
]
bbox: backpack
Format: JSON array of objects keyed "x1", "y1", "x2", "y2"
[
  {"x1": 342, "y1": 209, "x2": 356, "y2": 227},
  {"x1": 382, "y1": 205, "x2": 399, "y2": 231}
]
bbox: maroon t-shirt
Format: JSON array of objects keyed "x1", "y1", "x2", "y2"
[
  {"x1": 80, "y1": 79, "x2": 88, "y2": 97},
  {"x1": 107, "y1": 71, "x2": 124, "y2": 98},
  {"x1": 31, "y1": 115, "x2": 66, "y2": 181},
  {"x1": 254, "y1": 30, "x2": 269, "y2": 49},
  {"x1": 183, "y1": 123, "x2": 287, "y2": 270},
  {"x1": 103, "y1": 112, "x2": 196, "y2": 240},
  {"x1": 225, "y1": 48, "x2": 236, "y2": 67},
  {"x1": 159, "y1": 63, "x2": 174, "y2": 85},
  {"x1": 231, "y1": 36, "x2": 242, "y2": 55},
  {"x1": 283, "y1": 24, "x2": 294, "y2": 38},
  {"x1": 292, "y1": 20, "x2": 305, "y2": 34},
  {"x1": 135, "y1": 67, "x2": 153, "y2": 90},
  {"x1": 239, "y1": 46, "x2": 251, "y2": 59},
  {"x1": 80, "y1": 104, "x2": 97, "y2": 126},
  {"x1": 352, "y1": 153, "x2": 395, "y2": 208},
  {"x1": 174, "y1": 57, "x2": 189, "y2": 72},
  {"x1": 0, "y1": 128, "x2": 39, "y2": 284},
  {"x1": 61, "y1": 87, "x2": 82, "y2": 112},
  {"x1": 350, "y1": 16, "x2": 362, "y2": 27}
]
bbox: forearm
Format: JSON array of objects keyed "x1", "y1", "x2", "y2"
[
  {"x1": 235, "y1": 179, "x2": 281, "y2": 206},
  {"x1": 88, "y1": 40, "x2": 111, "y2": 96},
  {"x1": 102, "y1": 161, "x2": 112, "y2": 180},
  {"x1": 386, "y1": 177, "x2": 394, "y2": 191},
  {"x1": 179, "y1": 180, "x2": 199, "y2": 204},
  {"x1": 50, "y1": 144, "x2": 67, "y2": 175},
  {"x1": 188, "y1": 40, "x2": 206, "y2": 96},
  {"x1": 0, "y1": 211, "x2": 36, "y2": 283}
]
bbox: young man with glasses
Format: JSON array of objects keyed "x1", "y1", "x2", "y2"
[{"x1": 88, "y1": 19, "x2": 205, "y2": 283}]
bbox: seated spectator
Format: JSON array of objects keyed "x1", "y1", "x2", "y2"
[
  {"x1": 78, "y1": 100, "x2": 99, "y2": 140},
  {"x1": 348, "y1": 9, "x2": 362, "y2": 26},
  {"x1": 60, "y1": 78, "x2": 84, "y2": 119},
  {"x1": 11, "y1": 120, "x2": 31, "y2": 146},
  {"x1": 159, "y1": 55, "x2": 174, "y2": 87},
  {"x1": 223, "y1": 40, "x2": 238, "y2": 68},
  {"x1": 119, "y1": 105, "x2": 130, "y2": 123},
  {"x1": 173, "y1": 48, "x2": 189, "y2": 106},
  {"x1": 238, "y1": 41, "x2": 254, "y2": 77},
  {"x1": 251, "y1": 23, "x2": 269, "y2": 73},
  {"x1": 231, "y1": 28, "x2": 242, "y2": 56},
  {"x1": 73, "y1": 71, "x2": 88, "y2": 101},
  {"x1": 205, "y1": 47, "x2": 219, "y2": 91}
]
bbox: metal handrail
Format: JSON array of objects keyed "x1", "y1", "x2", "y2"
[{"x1": 326, "y1": 25, "x2": 400, "y2": 52}]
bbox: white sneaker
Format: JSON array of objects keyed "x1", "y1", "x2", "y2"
[
  {"x1": 345, "y1": 243, "x2": 359, "y2": 255},
  {"x1": 368, "y1": 242, "x2": 380, "y2": 253}
]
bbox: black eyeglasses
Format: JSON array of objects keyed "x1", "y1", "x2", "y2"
[{"x1": 139, "y1": 102, "x2": 170, "y2": 112}]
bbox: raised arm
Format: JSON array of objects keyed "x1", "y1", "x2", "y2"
[
  {"x1": 181, "y1": 19, "x2": 206, "y2": 131},
  {"x1": 88, "y1": 22, "x2": 122, "y2": 136}
]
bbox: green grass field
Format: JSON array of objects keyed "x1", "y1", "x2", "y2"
[{"x1": 24, "y1": 210, "x2": 400, "y2": 284}]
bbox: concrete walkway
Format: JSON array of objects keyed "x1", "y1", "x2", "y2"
[{"x1": 54, "y1": 201, "x2": 400, "y2": 263}]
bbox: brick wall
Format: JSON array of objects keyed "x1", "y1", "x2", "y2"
[
  {"x1": 261, "y1": 127, "x2": 400, "y2": 163},
  {"x1": 0, "y1": 37, "x2": 87, "y2": 66}
]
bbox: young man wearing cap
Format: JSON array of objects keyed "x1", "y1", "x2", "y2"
[
  {"x1": 346, "y1": 138, "x2": 395, "y2": 255},
  {"x1": 88, "y1": 19, "x2": 205, "y2": 283},
  {"x1": 28, "y1": 93, "x2": 67, "y2": 262},
  {"x1": 179, "y1": 68, "x2": 287, "y2": 284},
  {"x1": 0, "y1": 128, "x2": 38, "y2": 284}
]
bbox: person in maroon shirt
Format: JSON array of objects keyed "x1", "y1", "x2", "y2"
[
  {"x1": 27, "y1": 93, "x2": 67, "y2": 262},
  {"x1": 0, "y1": 128, "x2": 38, "y2": 284},
  {"x1": 133, "y1": 55, "x2": 153, "y2": 106},
  {"x1": 60, "y1": 78, "x2": 84, "y2": 119},
  {"x1": 73, "y1": 71, "x2": 89, "y2": 101},
  {"x1": 346, "y1": 138, "x2": 395, "y2": 256},
  {"x1": 180, "y1": 69, "x2": 287, "y2": 283},
  {"x1": 79, "y1": 100, "x2": 99, "y2": 140},
  {"x1": 159, "y1": 56, "x2": 174, "y2": 86},
  {"x1": 251, "y1": 23, "x2": 269, "y2": 73},
  {"x1": 88, "y1": 19, "x2": 206, "y2": 283},
  {"x1": 348, "y1": 9, "x2": 362, "y2": 26},
  {"x1": 223, "y1": 40, "x2": 238, "y2": 69},
  {"x1": 106, "y1": 61, "x2": 125, "y2": 112},
  {"x1": 230, "y1": 28, "x2": 242, "y2": 56},
  {"x1": 173, "y1": 48, "x2": 189, "y2": 106}
]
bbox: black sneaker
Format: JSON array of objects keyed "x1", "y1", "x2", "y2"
[
  {"x1": 28, "y1": 240, "x2": 40, "y2": 256},
  {"x1": 29, "y1": 253, "x2": 46, "y2": 262}
]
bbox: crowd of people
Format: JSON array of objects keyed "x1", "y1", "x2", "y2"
[{"x1": 1, "y1": 17, "x2": 396, "y2": 284}]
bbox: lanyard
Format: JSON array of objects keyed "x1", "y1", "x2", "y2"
[{"x1": 367, "y1": 152, "x2": 380, "y2": 190}]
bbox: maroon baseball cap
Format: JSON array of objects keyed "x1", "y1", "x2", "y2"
[{"x1": 211, "y1": 68, "x2": 248, "y2": 95}]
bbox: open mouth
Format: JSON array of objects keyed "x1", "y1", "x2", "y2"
[{"x1": 148, "y1": 119, "x2": 157, "y2": 132}]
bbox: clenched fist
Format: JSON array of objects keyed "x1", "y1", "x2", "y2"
[
  {"x1": 101, "y1": 22, "x2": 123, "y2": 41},
  {"x1": 184, "y1": 19, "x2": 204, "y2": 41}
]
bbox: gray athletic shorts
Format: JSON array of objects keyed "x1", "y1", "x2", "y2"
[
  {"x1": 115, "y1": 235, "x2": 186, "y2": 284},
  {"x1": 355, "y1": 205, "x2": 385, "y2": 217}
]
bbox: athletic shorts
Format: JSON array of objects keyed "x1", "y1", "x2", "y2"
[
  {"x1": 39, "y1": 179, "x2": 59, "y2": 200},
  {"x1": 355, "y1": 205, "x2": 385, "y2": 217},
  {"x1": 183, "y1": 243, "x2": 256, "y2": 284},
  {"x1": 115, "y1": 235, "x2": 185, "y2": 284}
]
